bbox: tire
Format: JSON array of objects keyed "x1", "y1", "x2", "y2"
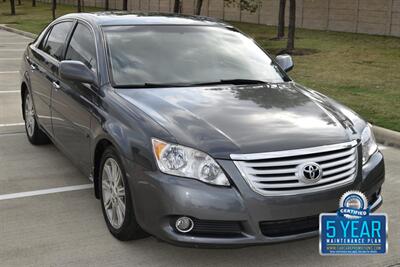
[
  {"x1": 99, "y1": 146, "x2": 148, "y2": 241},
  {"x1": 24, "y1": 90, "x2": 50, "y2": 145}
]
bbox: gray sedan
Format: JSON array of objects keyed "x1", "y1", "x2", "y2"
[{"x1": 20, "y1": 12, "x2": 384, "y2": 247}]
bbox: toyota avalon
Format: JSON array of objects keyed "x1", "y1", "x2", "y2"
[{"x1": 20, "y1": 12, "x2": 385, "y2": 247}]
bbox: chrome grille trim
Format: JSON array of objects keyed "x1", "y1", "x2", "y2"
[
  {"x1": 232, "y1": 140, "x2": 359, "y2": 196},
  {"x1": 230, "y1": 140, "x2": 357, "y2": 160}
]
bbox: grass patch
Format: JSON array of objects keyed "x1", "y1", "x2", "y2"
[
  {"x1": 0, "y1": 1, "x2": 101, "y2": 34},
  {"x1": 233, "y1": 22, "x2": 400, "y2": 132},
  {"x1": 0, "y1": 3, "x2": 399, "y2": 131}
]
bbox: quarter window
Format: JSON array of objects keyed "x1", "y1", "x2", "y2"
[
  {"x1": 38, "y1": 30, "x2": 51, "y2": 50},
  {"x1": 41, "y1": 21, "x2": 74, "y2": 61},
  {"x1": 65, "y1": 23, "x2": 97, "y2": 73}
]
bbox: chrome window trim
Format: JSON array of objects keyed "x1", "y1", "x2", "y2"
[{"x1": 230, "y1": 140, "x2": 358, "y2": 160}]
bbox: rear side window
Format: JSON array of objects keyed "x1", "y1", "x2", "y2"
[
  {"x1": 41, "y1": 21, "x2": 73, "y2": 61},
  {"x1": 65, "y1": 23, "x2": 97, "y2": 73}
]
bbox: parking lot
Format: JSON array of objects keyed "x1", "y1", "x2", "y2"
[{"x1": 0, "y1": 28, "x2": 399, "y2": 267}]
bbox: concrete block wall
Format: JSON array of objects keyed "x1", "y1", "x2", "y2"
[{"x1": 45, "y1": 0, "x2": 400, "y2": 37}]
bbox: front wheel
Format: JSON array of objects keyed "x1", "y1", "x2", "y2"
[
  {"x1": 99, "y1": 147, "x2": 147, "y2": 241},
  {"x1": 24, "y1": 91, "x2": 50, "y2": 145}
]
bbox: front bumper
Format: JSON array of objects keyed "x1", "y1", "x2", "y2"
[{"x1": 126, "y1": 151, "x2": 385, "y2": 247}]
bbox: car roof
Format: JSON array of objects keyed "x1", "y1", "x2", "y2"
[{"x1": 60, "y1": 12, "x2": 230, "y2": 27}]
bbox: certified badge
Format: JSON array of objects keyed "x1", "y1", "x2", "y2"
[
  {"x1": 338, "y1": 191, "x2": 369, "y2": 219},
  {"x1": 319, "y1": 191, "x2": 387, "y2": 255}
]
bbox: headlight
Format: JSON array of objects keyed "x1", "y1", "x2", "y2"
[
  {"x1": 151, "y1": 138, "x2": 230, "y2": 186},
  {"x1": 361, "y1": 124, "x2": 378, "y2": 164}
]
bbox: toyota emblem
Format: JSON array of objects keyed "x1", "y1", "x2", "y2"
[{"x1": 296, "y1": 162, "x2": 323, "y2": 184}]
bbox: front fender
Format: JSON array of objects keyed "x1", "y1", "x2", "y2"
[
  {"x1": 90, "y1": 90, "x2": 172, "y2": 170},
  {"x1": 89, "y1": 87, "x2": 175, "y2": 197}
]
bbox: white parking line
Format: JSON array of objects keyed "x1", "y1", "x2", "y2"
[
  {"x1": 0, "y1": 123, "x2": 24, "y2": 127},
  {"x1": 0, "y1": 58, "x2": 20, "y2": 60},
  {"x1": 0, "y1": 43, "x2": 29, "y2": 45},
  {"x1": 0, "y1": 132, "x2": 25, "y2": 137},
  {"x1": 0, "y1": 71, "x2": 19, "y2": 74},
  {"x1": 1, "y1": 36, "x2": 32, "y2": 41},
  {"x1": 0, "y1": 49, "x2": 24, "y2": 51},
  {"x1": 0, "y1": 184, "x2": 93, "y2": 201},
  {"x1": 0, "y1": 90, "x2": 19, "y2": 93}
]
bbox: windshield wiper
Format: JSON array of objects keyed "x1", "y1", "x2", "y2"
[
  {"x1": 114, "y1": 83, "x2": 193, "y2": 88},
  {"x1": 114, "y1": 79, "x2": 269, "y2": 89},
  {"x1": 189, "y1": 79, "x2": 269, "y2": 86}
]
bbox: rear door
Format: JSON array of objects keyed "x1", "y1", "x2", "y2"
[
  {"x1": 51, "y1": 22, "x2": 98, "y2": 176},
  {"x1": 28, "y1": 21, "x2": 74, "y2": 136}
]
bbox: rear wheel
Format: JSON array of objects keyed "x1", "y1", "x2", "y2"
[
  {"x1": 99, "y1": 147, "x2": 147, "y2": 241},
  {"x1": 24, "y1": 91, "x2": 50, "y2": 145}
]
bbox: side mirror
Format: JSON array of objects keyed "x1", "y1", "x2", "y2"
[
  {"x1": 275, "y1": 54, "x2": 294, "y2": 72},
  {"x1": 59, "y1": 60, "x2": 96, "y2": 84}
]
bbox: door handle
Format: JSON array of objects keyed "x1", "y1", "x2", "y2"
[
  {"x1": 52, "y1": 81, "x2": 60, "y2": 90},
  {"x1": 28, "y1": 60, "x2": 38, "y2": 70},
  {"x1": 26, "y1": 56, "x2": 37, "y2": 70}
]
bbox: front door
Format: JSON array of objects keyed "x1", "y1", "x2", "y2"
[{"x1": 51, "y1": 22, "x2": 98, "y2": 176}]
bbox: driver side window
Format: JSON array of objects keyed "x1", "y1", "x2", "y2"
[
  {"x1": 40, "y1": 21, "x2": 74, "y2": 61},
  {"x1": 65, "y1": 23, "x2": 97, "y2": 74}
]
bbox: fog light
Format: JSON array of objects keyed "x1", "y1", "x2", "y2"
[{"x1": 175, "y1": 216, "x2": 194, "y2": 233}]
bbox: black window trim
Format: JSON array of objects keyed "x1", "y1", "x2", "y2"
[
  {"x1": 38, "y1": 28, "x2": 51, "y2": 51},
  {"x1": 64, "y1": 19, "x2": 100, "y2": 80}
]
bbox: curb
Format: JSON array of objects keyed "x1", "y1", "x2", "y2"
[
  {"x1": 373, "y1": 125, "x2": 400, "y2": 149},
  {"x1": 0, "y1": 24, "x2": 37, "y2": 39},
  {"x1": 1, "y1": 24, "x2": 400, "y2": 149}
]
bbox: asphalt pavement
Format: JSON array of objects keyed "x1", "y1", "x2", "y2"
[{"x1": 0, "y1": 29, "x2": 399, "y2": 267}]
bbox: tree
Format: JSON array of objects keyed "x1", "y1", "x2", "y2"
[
  {"x1": 173, "y1": 0, "x2": 180, "y2": 13},
  {"x1": 225, "y1": 0, "x2": 260, "y2": 16},
  {"x1": 286, "y1": 0, "x2": 296, "y2": 51},
  {"x1": 195, "y1": 0, "x2": 203, "y2": 15},
  {"x1": 225, "y1": 0, "x2": 297, "y2": 52},
  {"x1": 32, "y1": 0, "x2": 35, "y2": 7},
  {"x1": 10, "y1": 0, "x2": 16, "y2": 15},
  {"x1": 52, "y1": 0, "x2": 56, "y2": 20},
  {"x1": 105, "y1": 0, "x2": 109, "y2": 10},
  {"x1": 276, "y1": 0, "x2": 286, "y2": 39},
  {"x1": 123, "y1": 0, "x2": 127, "y2": 10},
  {"x1": 17, "y1": 0, "x2": 20, "y2": 6},
  {"x1": 77, "y1": 0, "x2": 81, "y2": 12}
]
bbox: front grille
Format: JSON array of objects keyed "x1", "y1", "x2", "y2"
[
  {"x1": 260, "y1": 215, "x2": 319, "y2": 237},
  {"x1": 232, "y1": 141, "x2": 359, "y2": 196}
]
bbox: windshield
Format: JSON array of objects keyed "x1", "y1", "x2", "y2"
[{"x1": 103, "y1": 25, "x2": 287, "y2": 87}]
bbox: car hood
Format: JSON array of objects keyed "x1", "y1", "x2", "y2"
[{"x1": 116, "y1": 83, "x2": 360, "y2": 159}]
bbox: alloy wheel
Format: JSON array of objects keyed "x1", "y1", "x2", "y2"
[
  {"x1": 102, "y1": 158, "x2": 126, "y2": 229},
  {"x1": 25, "y1": 93, "x2": 35, "y2": 138}
]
